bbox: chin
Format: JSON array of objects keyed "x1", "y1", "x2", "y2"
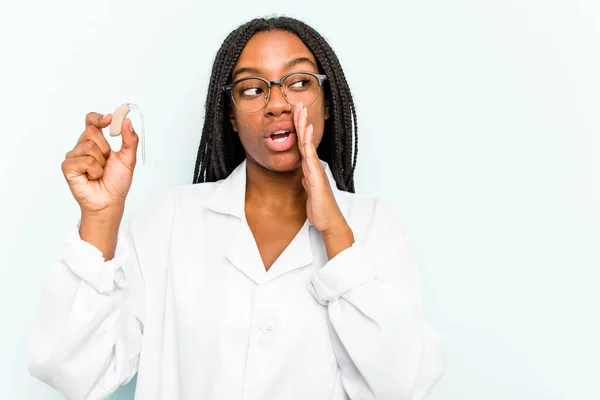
[{"x1": 255, "y1": 151, "x2": 302, "y2": 173}]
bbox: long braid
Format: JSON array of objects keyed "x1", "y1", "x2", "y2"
[{"x1": 193, "y1": 16, "x2": 359, "y2": 193}]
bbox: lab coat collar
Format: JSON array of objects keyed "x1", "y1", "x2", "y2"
[
  {"x1": 205, "y1": 158, "x2": 345, "y2": 284},
  {"x1": 205, "y1": 158, "x2": 345, "y2": 225}
]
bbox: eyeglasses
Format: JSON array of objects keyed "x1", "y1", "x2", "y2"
[{"x1": 222, "y1": 71, "x2": 328, "y2": 113}]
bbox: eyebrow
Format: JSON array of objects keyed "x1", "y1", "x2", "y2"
[
  {"x1": 231, "y1": 57, "x2": 318, "y2": 81},
  {"x1": 284, "y1": 57, "x2": 318, "y2": 71}
]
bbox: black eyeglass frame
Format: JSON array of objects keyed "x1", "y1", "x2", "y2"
[{"x1": 222, "y1": 71, "x2": 328, "y2": 113}]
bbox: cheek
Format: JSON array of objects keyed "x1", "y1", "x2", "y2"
[
  {"x1": 235, "y1": 114, "x2": 265, "y2": 151},
  {"x1": 234, "y1": 112, "x2": 259, "y2": 134}
]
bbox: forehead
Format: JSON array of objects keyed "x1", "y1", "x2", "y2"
[{"x1": 234, "y1": 30, "x2": 317, "y2": 72}]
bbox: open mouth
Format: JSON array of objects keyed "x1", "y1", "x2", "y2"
[
  {"x1": 264, "y1": 121, "x2": 296, "y2": 152},
  {"x1": 270, "y1": 129, "x2": 291, "y2": 142}
]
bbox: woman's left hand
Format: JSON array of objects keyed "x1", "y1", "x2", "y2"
[{"x1": 294, "y1": 103, "x2": 354, "y2": 257}]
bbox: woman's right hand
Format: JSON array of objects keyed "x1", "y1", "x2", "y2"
[{"x1": 62, "y1": 112, "x2": 139, "y2": 215}]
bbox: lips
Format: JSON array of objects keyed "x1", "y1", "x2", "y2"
[
  {"x1": 264, "y1": 121, "x2": 297, "y2": 152},
  {"x1": 264, "y1": 121, "x2": 296, "y2": 138}
]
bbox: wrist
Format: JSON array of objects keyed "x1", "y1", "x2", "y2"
[
  {"x1": 321, "y1": 216, "x2": 351, "y2": 239},
  {"x1": 81, "y1": 206, "x2": 124, "y2": 224},
  {"x1": 79, "y1": 209, "x2": 124, "y2": 261},
  {"x1": 322, "y1": 221, "x2": 354, "y2": 260}
]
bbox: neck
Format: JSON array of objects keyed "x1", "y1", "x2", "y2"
[{"x1": 244, "y1": 158, "x2": 307, "y2": 216}]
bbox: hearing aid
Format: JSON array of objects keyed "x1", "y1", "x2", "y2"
[{"x1": 108, "y1": 103, "x2": 153, "y2": 166}]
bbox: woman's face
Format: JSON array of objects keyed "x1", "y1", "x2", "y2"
[{"x1": 228, "y1": 30, "x2": 329, "y2": 173}]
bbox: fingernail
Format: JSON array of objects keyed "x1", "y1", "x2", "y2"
[{"x1": 129, "y1": 121, "x2": 134, "y2": 132}]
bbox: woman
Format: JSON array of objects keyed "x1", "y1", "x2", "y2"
[{"x1": 28, "y1": 16, "x2": 445, "y2": 400}]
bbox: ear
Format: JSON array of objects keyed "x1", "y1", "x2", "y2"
[
  {"x1": 324, "y1": 101, "x2": 330, "y2": 121},
  {"x1": 229, "y1": 106, "x2": 239, "y2": 132}
]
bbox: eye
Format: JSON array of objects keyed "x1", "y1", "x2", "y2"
[
  {"x1": 285, "y1": 74, "x2": 316, "y2": 92},
  {"x1": 289, "y1": 79, "x2": 310, "y2": 89},
  {"x1": 243, "y1": 87, "x2": 263, "y2": 96},
  {"x1": 233, "y1": 77, "x2": 268, "y2": 98}
]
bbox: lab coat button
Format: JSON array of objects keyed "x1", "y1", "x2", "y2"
[{"x1": 261, "y1": 323, "x2": 275, "y2": 336}]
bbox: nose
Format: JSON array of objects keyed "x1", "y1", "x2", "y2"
[{"x1": 264, "y1": 84, "x2": 291, "y2": 117}]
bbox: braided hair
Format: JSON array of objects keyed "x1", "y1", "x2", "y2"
[{"x1": 192, "y1": 16, "x2": 359, "y2": 192}]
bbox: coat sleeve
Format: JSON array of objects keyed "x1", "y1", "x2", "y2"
[
  {"x1": 308, "y1": 199, "x2": 445, "y2": 400},
  {"x1": 27, "y1": 191, "x2": 173, "y2": 400}
]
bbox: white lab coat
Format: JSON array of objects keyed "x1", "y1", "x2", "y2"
[{"x1": 28, "y1": 158, "x2": 445, "y2": 400}]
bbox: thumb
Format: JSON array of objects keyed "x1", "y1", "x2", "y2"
[{"x1": 119, "y1": 118, "x2": 139, "y2": 163}]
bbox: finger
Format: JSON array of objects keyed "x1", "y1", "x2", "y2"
[
  {"x1": 302, "y1": 176, "x2": 311, "y2": 194},
  {"x1": 301, "y1": 158, "x2": 318, "y2": 194},
  {"x1": 62, "y1": 156, "x2": 104, "y2": 180},
  {"x1": 302, "y1": 123, "x2": 327, "y2": 187},
  {"x1": 85, "y1": 112, "x2": 112, "y2": 129},
  {"x1": 302, "y1": 154, "x2": 311, "y2": 179},
  {"x1": 118, "y1": 118, "x2": 139, "y2": 164},
  {"x1": 301, "y1": 124, "x2": 319, "y2": 181},
  {"x1": 66, "y1": 140, "x2": 107, "y2": 167},
  {"x1": 303, "y1": 123, "x2": 318, "y2": 162},
  {"x1": 77, "y1": 127, "x2": 112, "y2": 159},
  {"x1": 294, "y1": 102, "x2": 306, "y2": 157}
]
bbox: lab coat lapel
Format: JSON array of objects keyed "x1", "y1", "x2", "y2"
[
  {"x1": 264, "y1": 161, "x2": 344, "y2": 282},
  {"x1": 226, "y1": 219, "x2": 268, "y2": 284},
  {"x1": 265, "y1": 160, "x2": 347, "y2": 281},
  {"x1": 261, "y1": 219, "x2": 314, "y2": 283},
  {"x1": 205, "y1": 159, "x2": 346, "y2": 285},
  {"x1": 204, "y1": 159, "x2": 247, "y2": 220},
  {"x1": 206, "y1": 159, "x2": 266, "y2": 284}
]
